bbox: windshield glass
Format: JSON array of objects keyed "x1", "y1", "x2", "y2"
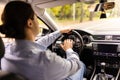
[{"x1": 46, "y1": 0, "x2": 119, "y2": 29}]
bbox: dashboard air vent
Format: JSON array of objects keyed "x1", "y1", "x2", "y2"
[
  {"x1": 93, "y1": 35, "x2": 105, "y2": 40},
  {"x1": 112, "y1": 35, "x2": 120, "y2": 40}
]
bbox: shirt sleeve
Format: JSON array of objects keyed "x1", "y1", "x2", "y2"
[
  {"x1": 42, "y1": 50, "x2": 81, "y2": 80},
  {"x1": 66, "y1": 48, "x2": 79, "y2": 60},
  {"x1": 36, "y1": 31, "x2": 61, "y2": 49}
]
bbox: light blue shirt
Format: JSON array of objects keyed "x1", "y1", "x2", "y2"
[{"x1": 1, "y1": 31, "x2": 81, "y2": 80}]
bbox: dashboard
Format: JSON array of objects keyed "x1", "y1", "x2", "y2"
[
  {"x1": 49, "y1": 18, "x2": 120, "y2": 80},
  {"x1": 65, "y1": 29, "x2": 120, "y2": 79},
  {"x1": 52, "y1": 29, "x2": 120, "y2": 70}
]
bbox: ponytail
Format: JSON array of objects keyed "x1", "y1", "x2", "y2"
[{"x1": 0, "y1": 24, "x2": 16, "y2": 38}]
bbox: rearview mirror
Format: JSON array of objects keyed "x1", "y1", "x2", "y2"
[
  {"x1": 103, "y1": 2, "x2": 115, "y2": 10},
  {"x1": 94, "y1": 2, "x2": 115, "y2": 11},
  {"x1": 88, "y1": 2, "x2": 115, "y2": 12}
]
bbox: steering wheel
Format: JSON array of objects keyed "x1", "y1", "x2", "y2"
[{"x1": 52, "y1": 29, "x2": 84, "y2": 58}]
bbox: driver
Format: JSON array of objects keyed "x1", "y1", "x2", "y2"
[{"x1": 0, "y1": 1, "x2": 85, "y2": 80}]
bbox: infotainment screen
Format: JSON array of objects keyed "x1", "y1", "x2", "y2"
[{"x1": 97, "y1": 44, "x2": 118, "y2": 53}]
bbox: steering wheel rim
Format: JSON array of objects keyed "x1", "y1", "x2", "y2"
[{"x1": 71, "y1": 29, "x2": 84, "y2": 54}]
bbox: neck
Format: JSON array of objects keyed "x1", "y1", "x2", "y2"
[
  {"x1": 25, "y1": 34, "x2": 35, "y2": 42},
  {"x1": 25, "y1": 29, "x2": 36, "y2": 42}
]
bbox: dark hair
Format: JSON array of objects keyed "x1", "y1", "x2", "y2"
[{"x1": 0, "y1": 1, "x2": 34, "y2": 39}]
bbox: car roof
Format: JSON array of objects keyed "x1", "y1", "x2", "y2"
[
  {"x1": 0, "y1": 0, "x2": 80, "y2": 8},
  {"x1": 0, "y1": 0, "x2": 96, "y2": 8},
  {"x1": 28, "y1": 0, "x2": 80, "y2": 8}
]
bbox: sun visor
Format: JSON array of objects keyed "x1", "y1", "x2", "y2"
[{"x1": 27, "y1": 0, "x2": 80, "y2": 8}]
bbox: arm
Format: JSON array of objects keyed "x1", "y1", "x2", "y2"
[
  {"x1": 44, "y1": 50, "x2": 81, "y2": 80},
  {"x1": 36, "y1": 31, "x2": 61, "y2": 49},
  {"x1": 43, "y1": 39, "x2": 81, "y2": 79},
  {"x1": 36, "y1": 29, "x2": 72, "y2": 49}
]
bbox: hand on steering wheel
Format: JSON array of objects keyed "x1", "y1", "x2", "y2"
[{"x1": 60, "y1": 39, "x2": 73, "y2": 51}]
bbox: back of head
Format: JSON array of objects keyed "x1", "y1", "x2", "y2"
[{"x1": 0, "y1": 1, "x2": 34, "y2": 39}]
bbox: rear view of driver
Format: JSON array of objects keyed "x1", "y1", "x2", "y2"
[{"x1": 0, "y1": 1, "x2": 85, "y2": 80}]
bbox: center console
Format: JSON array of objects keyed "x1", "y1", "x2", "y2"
[{"x1": 91, "y1": 42, "x2": 120, "y2": 80}]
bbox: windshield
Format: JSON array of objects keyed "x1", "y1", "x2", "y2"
[{"x1": 46, "y1": 0, "x2": 119, "y2": 29}]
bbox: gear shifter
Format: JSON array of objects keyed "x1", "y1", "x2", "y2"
[
  {"x1": 100, "y1": 62, "x2": 106, "y2": 74},
  {"x1": 97, "y1": 62, "x2": 108, "y2": 80},
  {"x1": 93, "y1": 62, "x2": 115, "y2": 80},
  {"x1": 94, "y1": 62, "x2": 108, "y2": 80}
]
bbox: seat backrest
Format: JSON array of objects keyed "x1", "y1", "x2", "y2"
[
  {"x1": 0, "y1": 38, "x2": 27, "y2": 80},
  {"x1": 0, "y1": 70, "x2": 28, "y2": 80},
  {"x1": 0, "y1": 37, "x2": 5, "y2": 59},
  {"x1": 0, "y1": 37, "x2": 5, "y2": 69}
]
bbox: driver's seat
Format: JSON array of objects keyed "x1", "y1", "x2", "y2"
[
  {"x1": 0, "y1": 70, "x2": 28, "y2": 80},
  {"x1": 0, "y1": 37, "x2": 28, "y2": 80},
  {"x1": 0, "y1": 37, "x2": 5, "y2": 69}
]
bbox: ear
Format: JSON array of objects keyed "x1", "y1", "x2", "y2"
[{"x1": 27, "y1": 19, "x2": 33, "y2": 28}]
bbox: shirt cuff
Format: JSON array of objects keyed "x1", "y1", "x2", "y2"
[
  {"x1": 66, "y1": 48, "x2": 74, "y2": 53},
  {"x1": 57, "y1": 30, "x2": 62, "y2": 36},
  {"x1": 66, "y1": 48, "x2": 74, "y2": 56},
  {"x1": 66, "y1": 48, "x2": 79, "y2": 60}
]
